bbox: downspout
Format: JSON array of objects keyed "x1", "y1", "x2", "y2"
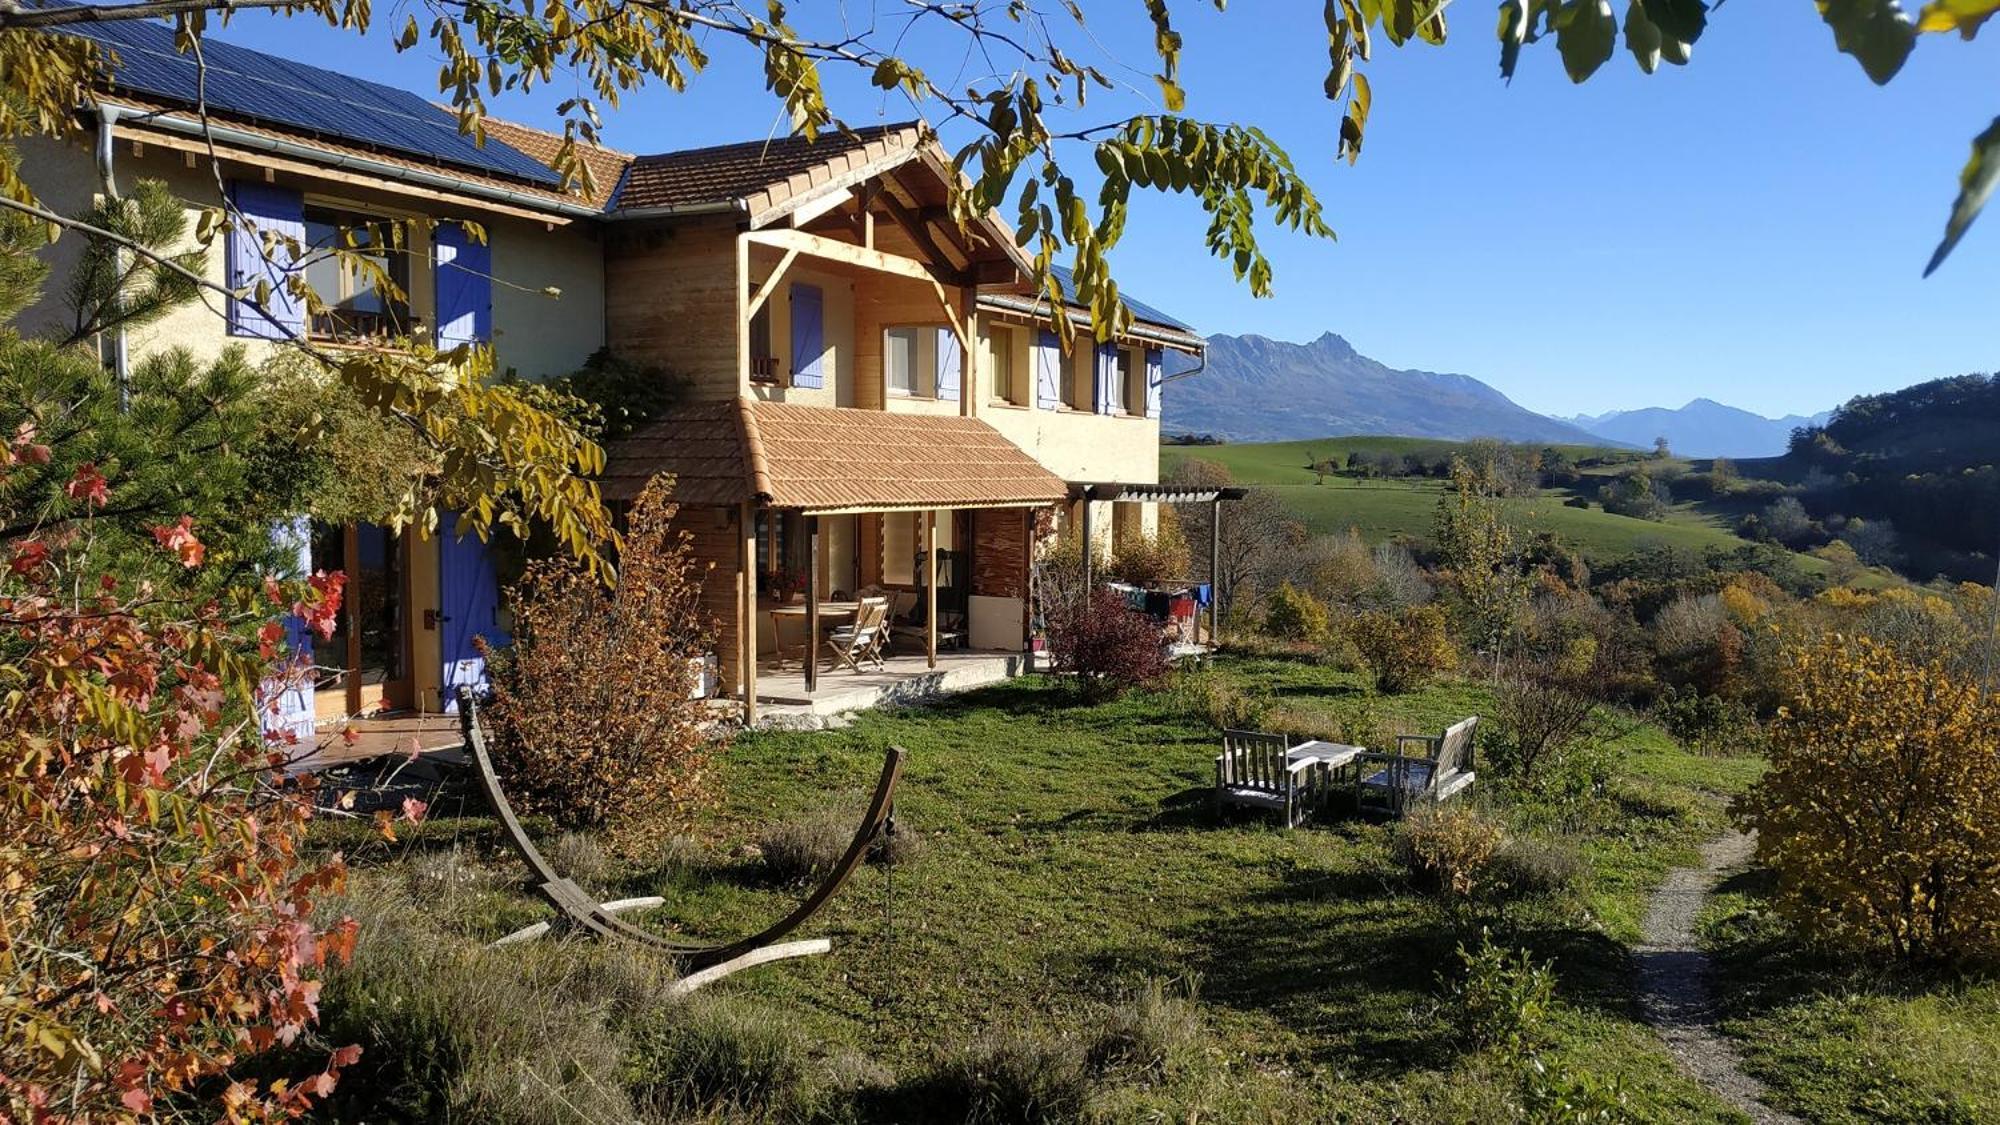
[{"x1": 95, "y1": 103, "x2": 130, "y2": 405}]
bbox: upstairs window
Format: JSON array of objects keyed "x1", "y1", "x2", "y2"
[
  {"x1": 1119, "y1": 348, "x2": 1141, "y2": 415},
  {"x1": 1108, "y1": 347, "x2": 1132, "y2": 414},
  {"x1": 301, "y1": 207, "x2": 410, "y2": 343},
  {"x1": 985, "y1": 324, "x2": 1019, "y2": 404},
  {"x1": 885, "y1": 326, "x2": 943, "y2": 397}
]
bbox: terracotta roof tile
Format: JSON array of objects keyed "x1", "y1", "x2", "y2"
[
  {"x1": 603, "y1": 400, "x2": 1068, "y2": 513},
  {"x1": 613, "y1": 123, "x2": 919, "y2": 216}
]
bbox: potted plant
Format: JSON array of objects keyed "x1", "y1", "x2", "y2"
[{"x1": 766, "y1": 568, "x2": 807, "y2": 604}]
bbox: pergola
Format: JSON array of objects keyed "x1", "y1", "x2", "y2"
[{"x1": 1067, "y1": 481, "x2": 1249, "y2": 646}]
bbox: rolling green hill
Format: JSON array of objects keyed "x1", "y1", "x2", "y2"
[{"x1": 1163, "y1": 437, "x2": 1828, "y2": 571}]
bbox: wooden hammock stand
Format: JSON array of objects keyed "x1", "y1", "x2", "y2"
[{"x1": 455, "y1": 689, "x2": 903, "y2": 988}]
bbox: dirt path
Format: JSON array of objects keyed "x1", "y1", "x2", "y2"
[{"x1": 1634, "y1": 829, "x2": 1800, "y2": 1125}]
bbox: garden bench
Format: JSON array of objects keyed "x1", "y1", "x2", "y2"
[
  {"x1": 1355, "y1": 716, "x2": 1478, "y2": 816},
  {"x1": 1215, "y1": 729, "x2": 1338, "y2": 829}
]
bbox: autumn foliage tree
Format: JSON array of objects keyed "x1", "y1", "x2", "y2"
[
  {"x1": 481, "y1": 478, "x2": 718, "y2": 850},
  {"x1": 0, "y1": 428, "x2": 360, "y2": 1120},
  {"x1": 1742, "y1": 635, "x2": 2000, "y2": 963},
  {"x1": 1047, "y1": 587, "x2": 1171, "y2": 703}
]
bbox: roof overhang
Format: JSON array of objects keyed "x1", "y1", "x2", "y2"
[
  {"x1": 95, "y1": 98, "x2": 601, "y2": 222},
  {"x1": 604, "y1": 400, "x2": 1069, "y2": 513},
  {"x1": 978, "y1": 294, "x2": 1206, "y2": 354}
]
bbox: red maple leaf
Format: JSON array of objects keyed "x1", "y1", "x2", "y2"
[
  {"x1": 149, "y1": 515, "x2": 205, "y2": 568},
  {"x1": 64, "y1": 462, "x2": 109, "y2": 507}
]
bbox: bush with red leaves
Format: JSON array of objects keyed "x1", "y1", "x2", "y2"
[{"x1": 1046, "y1": 588, "x2": 1170, "y2": 702}]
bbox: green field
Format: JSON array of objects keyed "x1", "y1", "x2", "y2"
[{"x1": 1163, "y1": 438, "x2": 1820, "y2": 569}]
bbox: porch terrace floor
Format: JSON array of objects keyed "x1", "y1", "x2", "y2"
[
  {"x1": 748, "y1": 648, "x2": 1027, "y2": 720},
  {"x1": 288, "y1": 712, "x2": 467, "y2": 773}
]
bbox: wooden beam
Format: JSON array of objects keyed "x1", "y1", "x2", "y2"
[
  {"x1": 746, "y1": 247, "x2": 799, "y2": 320},
  {"x1": 925, "y1": 509, "x2": 939, "y2": 669},
  {"x1": 1210, "y1": 497, "x2": 1222, "y2": 650},
  {"x1": 744, "y1": 227, "x2": 940, "y2": 286},
  {"x1": 788, "y1": 187, "x2": 853, "y2": 229},
  {"x1": 877, "y1": 183, "x2": 968, "y2": 276}
]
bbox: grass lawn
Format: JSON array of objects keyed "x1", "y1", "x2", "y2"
[
  {"x1": 1701, "y1": 877, "x2": 2000, "y2": 1123},
  {"x1": 317, "y1": 657, "x2": 1778, "y2": 1121},
  {"x1": 1163, "y1": 440, "x2": 1829, "y2": 572}
]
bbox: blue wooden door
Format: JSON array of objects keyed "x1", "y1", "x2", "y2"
[{"x1": 440, "y1": 514, "x2": 506, "y2": 711}]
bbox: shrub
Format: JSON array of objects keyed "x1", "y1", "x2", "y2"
[
  {"x1": 1742, "y1": 635, "x2": 2000, "y2": 962},
  {"x1": 1351, "y1": 604, "x2": 1458, "y2": 692},
  {"x1": 630, "y1": 994, "x2": 826, "y2": 1121},
  {"x1": 1395, "y1": 803, "x2": 1507, "y2": 898},
  {"x1": 912, "y1": 1025, "x2": 1094, "y2": 1124},
  {"x1": 1089, "y1": 977, "x2": 1203, "y2": 1080},
  {"x1": 0, "y1": 447, "x2": 356, "y2": 1118},
  {"x1": 1108, "y1": 509, "x2": 1192, "y2": 588},
  {"x1": 1163, "y1": 666, "x2": 1271, "y2": 731},
  {"x1": 1261, "y1": 580, "x2": 1329, "y2": 641},
  {"x1": 1491, "y1": 835, "x2": 1589, "y2": 900},
  {"x1": 483, "y1": 479, "x2": 717, "y2": 850},
  {"x1": 1445, "y1": 931, "x2": 1556, "y2": 1054},
  {"x1": 758, "y1": 798, "x2": 855, "y2": 881},
  {"x1": 1491, "y1": 668, "x2": 1612, "y2": 786},
  {"x1": 1046, "y1": 587, "x2": 1170, "y2": 702}
]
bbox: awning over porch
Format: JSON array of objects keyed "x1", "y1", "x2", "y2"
[{"x1": 603, "y1": 400, "x2": 1069, "y2": 514}]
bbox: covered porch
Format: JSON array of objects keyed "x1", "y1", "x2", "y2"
[{"x1": 604, "y1": 398, "x2": 1067, "y2": 723}]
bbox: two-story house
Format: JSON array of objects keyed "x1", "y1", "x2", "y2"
[{"x1": 17, "y1": 20, "x2": 1205, "y2": 729}]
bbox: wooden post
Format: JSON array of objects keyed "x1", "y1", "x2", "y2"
[
  {"x1": 1022, "y1": 508, "x2": 1034, "y2": 655},
  {"x1": 925, "y1": 509, "x2": 938, "y2": 668},
  {"x1": 734, "y1": 233, "x2": 751, "y2": 395},
  {"x1": 1080, "y1": 498, "x2": 1094, "y2": 592},
  {"x1": 805, "y1": 515, "x2": 819, "y2": 695},
  {"x1": 1210, "y1": 496, "x2": 1222, "y2": 649},
  {"x1": 958, "y1": 284, "x2": 979, "y2": 418},
  {"x1": 740, "y1": 501, "x2": 758, "y2": 725},
  {"x1": 343, "y1": 523, "x2": 362, "y2": 717}
]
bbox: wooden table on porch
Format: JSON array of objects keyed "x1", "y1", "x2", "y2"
[{"x1": 767, "y1": 601, "x2": 859, "y2": 669}]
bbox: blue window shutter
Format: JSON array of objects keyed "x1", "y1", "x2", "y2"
[
  {"x1": 225, "y1": 180, "x2": 305, "y2": 339},
  {"x1": 434, "y1": 222, "x2": 492, "y2": 349},
  {"x1": 1095, "y1": 343, "x2": 1119, "y2": 415},
  {"x1": 1145, "y1": 347, "x2": 1164, "y2": 419},
  {"x1": 440, "y1": 511, "x2": 509, "y2": 711},
  {"x1": 257, "y1": 516, "x2": 316, "y2": 744},
  {"x1": 936, "y1": 327, "x2": 962, "y2": 401},
  {"x1": 1035, "y1": 330, "x2": 1063, "y2": 411},
  {"x1": 790, "y1": 283, "x2": 825, "y2": 388}
]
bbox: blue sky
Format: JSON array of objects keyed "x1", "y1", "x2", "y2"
[{"x1": 214, "y1": 3, "x2": 2000, "y2": 418}]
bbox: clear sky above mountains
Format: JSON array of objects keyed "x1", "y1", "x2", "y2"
[{"x1": 215, "y1": 3, "x2": 2000, "y2": 419}]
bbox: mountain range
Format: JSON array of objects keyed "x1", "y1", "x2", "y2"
[
  {"x1": 1161, "y1": 333, "x2": 1607, "y2": 446},
  {"x1": 1160, "y1": 332, "x2": 1827, "y2": 458},
  {"x1": 1560, "y1": 400, "x2": 1831, "y2": 459}
]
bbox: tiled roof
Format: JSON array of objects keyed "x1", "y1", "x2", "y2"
[
  {"x1": 603, "y1": 400, "x2": 1068, "y2": 513},
  {"x1": 476, "y1": 118, "x2": 632, "y2": 209},
  {"x1": 612, "y1": 123, "x2": 920, "y2": 216}
]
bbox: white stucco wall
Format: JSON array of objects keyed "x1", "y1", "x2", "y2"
[{"x1": 12, "y1": 130, "x2": 605, "y2": 378}]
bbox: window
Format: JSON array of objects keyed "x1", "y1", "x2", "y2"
[
  {"x1": 749, "y1": 303, "x2": 776, "y2": 383},
  {"x1": 1062, "y1": 345, "x2": 1081, "y2": 408},
  {"x1": 1108, "y1": 348, "x2": 1132, "y2": 414},
  {"x1": 985, "y1": 324, "x2": 1017, "y2": 404},
  {"x1": 883, "y1": 326, "x2": 948, "y2": 397},
  {"x1": 301, "y1": 207, "x2": 410, "y2": 342},
  {"x1": 1124, "y1": 348, "x2": 1147, "y2": 415}
]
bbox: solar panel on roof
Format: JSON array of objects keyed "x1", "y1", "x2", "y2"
[
  {"x1": 1048, "y1": 264, "x2": 1193, "y2": 332},
  {"x1": 58, "y1": 16, "x2": 561, "y2": 187}
]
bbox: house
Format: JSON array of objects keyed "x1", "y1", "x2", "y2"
[{"x1": 14, "y1": 20, "x2": 1207, "y2": 730}]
